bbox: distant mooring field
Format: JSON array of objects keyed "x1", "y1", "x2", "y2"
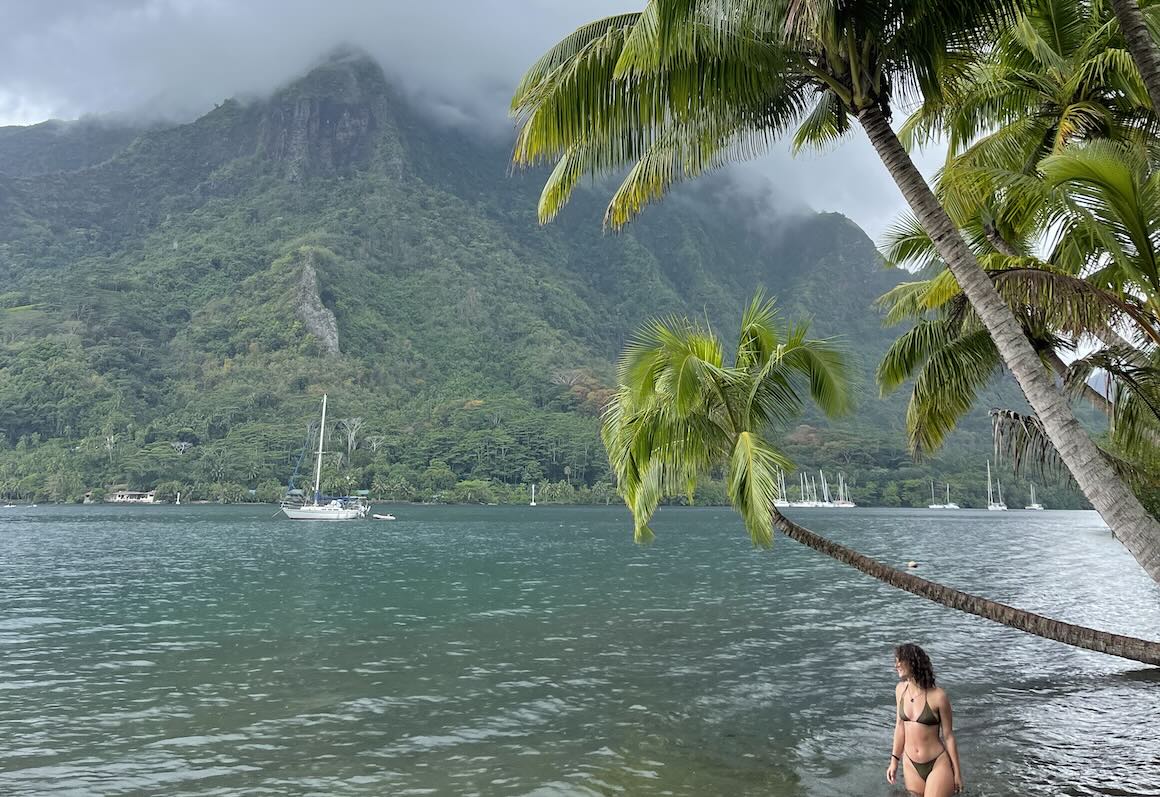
[{"x1": 1, "y1": 505, "x2": 1157, "y2": 796}]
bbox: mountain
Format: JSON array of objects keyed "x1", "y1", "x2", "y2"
[{"x1": 0, "y1": 52, "x2": 1077, "y2": 508}]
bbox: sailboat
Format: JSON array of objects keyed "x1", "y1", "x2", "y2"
[
  {"x1": 790, "y1": 472, "x2": 817, "y2": 507},
  {"x1": 774, "y1": 469, "x2": 790, "y2": 508},
  {"x1": 817, "y1": 470, "x2": 835, "y2": 508},
  {"x1": 280, "y1": 395, "x2": 368, "y2": 521},
  {"x1": 942, "y1": 483, "x2": 960, "y2": 510},
  {"x1": 833, "y1": 472, "x2": 856, "y2": 508},
  {"x1": 1025, "y1": 483, "x2": 1045, "y2": 511},
  {"x1": 987, "y1": 461, "x2": 1008, "y2": 511},
  {"x1": 530, "y1": 483, "x2": 537, "y2": 507},
  {"x1": 928, "y1": 480, "x2": 944, "y2": 509},
  {"x1": 928, "y1": 481, "x2": 960, "y2": 510}
]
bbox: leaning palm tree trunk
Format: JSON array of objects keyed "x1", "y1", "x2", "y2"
[
  {"x1": 772, "y1": 510, "x2": 1160, "y2": 665},
  {"x1": 857, "y1": 105, "x2": 1160, "y2": 585},
  {"x1": 1110, "y1": 0, "x2": 1160, "y2": 118}
]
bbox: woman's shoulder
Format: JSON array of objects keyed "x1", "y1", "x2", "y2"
[
  {"x1": 930, "y1": 686, "x2": 951, "y2": 704},
  {"x1": 894, "y1": 681, "x2": 905, "y2": 697}
]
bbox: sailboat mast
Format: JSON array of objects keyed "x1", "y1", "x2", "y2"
[
  {"x1": 987, "y1": 461, "x2": 993, "y2": 505},
  {"x1": 313, "y1": 394, "x2": 327, "y2": 504}
]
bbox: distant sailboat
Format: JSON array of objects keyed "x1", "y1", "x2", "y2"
[
  {"x1": 774, "y1": 469, "x2": 790, "y2": 508},
  {"x1": 928, "y1": 481, "x2": 960, "y2": 510},
  {"x1": 1025, "y1": 483, "x2": 1044, "y2": 511},
  {"x1": 987, "y1": 462, "x2": 1008, "y2": 511},
  {"x1": 928, "y1": 480, "x2": 944, "y2": 509},
  {"x1": 530, "y1": 483, "x2": 537, "y2": 507},
  {"x1": 943, "y1": 483, "x2": 960, "y2": 510},
  {"x1": 280, "y1": 395, "x2": 368, "y2": 521},
  {"x1": 817, "y1": 470, "x2": 835, "y2": 508},
  {"x1": 790, "y1": 472, "x2": 817, "y2": 508},
  {"x1": 833, "y1": 472, "x2": 856, "y2": 508}
]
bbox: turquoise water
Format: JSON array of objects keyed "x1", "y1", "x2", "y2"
[{"x1": 0, "y1": 504, "x2": 1157, "y2": 796}]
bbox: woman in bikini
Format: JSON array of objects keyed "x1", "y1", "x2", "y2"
[{"x1": 886, "y1": 643, "x2": 963, "y2": 796}]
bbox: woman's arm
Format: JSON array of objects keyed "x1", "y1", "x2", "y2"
[
  {"x1": 887, "y1": 686, "x2": 904, "y2": 784},
  {"x1": 940, "y1": 691, "x2": 963, "y2": 793}
]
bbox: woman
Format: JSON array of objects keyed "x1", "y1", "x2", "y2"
[{"x1": 886, "y1": 643, "x2": 963, "y2": 796}]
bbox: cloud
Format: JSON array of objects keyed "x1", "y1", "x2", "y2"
[{"x1": 0, "y1": 0, "x2": 943, "y2": 239}]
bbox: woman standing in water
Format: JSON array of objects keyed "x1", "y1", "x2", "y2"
[{"x1": 887, "y1": 643, "x2": 963, "y2": 795}]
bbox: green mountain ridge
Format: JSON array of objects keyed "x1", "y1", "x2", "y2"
[{"x1": 0, "y1": 52, "x2": 1078, "y2": 508}]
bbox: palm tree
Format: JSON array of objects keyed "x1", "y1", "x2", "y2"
[
  {"x1": 1108, "y1": 0, "x2": 1160, "y2": 117},
  {"x1": 511, "y1": 0, "x2": 1160, "y2": 582},
  {"x1": 874, "y1": 148, "x2": 1160, "y2": 464},
  {"x1": 603, "y1": 292, "x2": 851, "y2": 544},
  {"x1": 905, "y1": 0, "x2": 1154, "y2": 173},
  {"x1": 606, "y1": 294, "x2": 1160, "y2": 664},
  {"x1": 874, "y1": 2, "x2": 1160, "y2": 462},
  {"x1": 901, "y1": 0, "x2": 1155, "y2": 252}
]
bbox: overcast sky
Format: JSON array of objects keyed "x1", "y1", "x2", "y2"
[{"x1": 0, "y1": 0, "x2": 945, "y2": 239}]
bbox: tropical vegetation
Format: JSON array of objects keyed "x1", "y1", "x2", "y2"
[
  {"x1": 0, "y1": 53, "x2": 1037, "y2": 508},
  {"x1": 603, "y1": 293, "x2": 1160, "y2": 663},
  {"x1": 509, "y1": 0, "x2": 1160, "y2": 583},
  {"x1": 878, "y1": 0, "x2": 1160, "y2": 516}
]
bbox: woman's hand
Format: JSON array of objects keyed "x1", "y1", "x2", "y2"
[
  {"x1": 886, "y1": 758, "x2": 898, "y2": 784},
  {"x1": 954, "y1": 770, "x2": 964, "y2": 793}
]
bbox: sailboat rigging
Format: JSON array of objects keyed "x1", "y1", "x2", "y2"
[
  {"x1": 987, "y1": 461, "x2": 1008, "y2": 511},
  {"x1": 280, "y1": 395, "x2": 368, "y2": 521}
]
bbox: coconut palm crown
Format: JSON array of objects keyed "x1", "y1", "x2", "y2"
[
  {"x1": 603, "y1": 292, "x2": 849, "y2": 545},
  {"x1": 511, "y1": 0, "x2": 1023, "y2": 227}
]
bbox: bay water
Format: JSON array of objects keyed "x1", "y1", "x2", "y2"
[{"x1": 1, "y1": 504, "x2": 1157, "y2": 796}]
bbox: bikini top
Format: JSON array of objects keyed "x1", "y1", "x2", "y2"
[{"x1": 898, "y1": 687, "x2": 940, "y2": 726}]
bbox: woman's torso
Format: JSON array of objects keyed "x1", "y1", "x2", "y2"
[{"x1": 897, "y1": 683, "x2": 945, "y2": 761}]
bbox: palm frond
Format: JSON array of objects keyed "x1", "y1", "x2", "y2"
[
  {"x1": 990, "y1": 266, "x2": 1160, "y2": 345},
  {"x1": 602, "y1": 81, "x2": 812, "y2": 227},
  {"x1": 728, "y1": 430, "x2": 791, "y2": 546},
  {"x1": 735, "y1": 289, "x2": 781, "y2": 369},
  {"x1": 511, "y1": 13, "x2": 644, "y2": 109},
  {"x1": 792, "y1": 88, "x2": 851, "y2": 152},
  {"x1": 989, "y1": 407, "x2": 1148, "y2": 487},
  {"x1": 878, "y1": 211, "x2": 943, "y2": 272},
  {"x1": 906, "y1": 328, "x2": 1001, "y2": 456}
]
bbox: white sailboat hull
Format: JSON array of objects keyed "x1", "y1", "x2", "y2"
[{"x1": 281, "y1": 503, "x2": 364, "y2": 521}]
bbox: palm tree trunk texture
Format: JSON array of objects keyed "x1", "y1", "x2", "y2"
[
  {"x1": 857, "y1": 104, "x2": 1160, "y2": 585},
  {"x1": 772, "y1": 510, "x2": 1160, "y2": 665},
  {"x1": 1110, "y1": 0, "x2": 1160, "y2": 118}
]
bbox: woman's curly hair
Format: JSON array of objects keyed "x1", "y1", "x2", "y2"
[{"x1": 895, "y1": 643, "x2": 937, "y2": 690}]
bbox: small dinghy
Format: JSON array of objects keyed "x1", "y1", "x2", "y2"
[{"x1": 372, "y1": 513, "x2": 396, "y2": 521}]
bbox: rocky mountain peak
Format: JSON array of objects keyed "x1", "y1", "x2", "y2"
[{"x1": 257, "y1": 52, "x2": 393, "y2": 180}]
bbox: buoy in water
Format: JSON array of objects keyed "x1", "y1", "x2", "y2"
[{"x1": 906, "y1": 560, "x2": 919, "y2": 569}]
